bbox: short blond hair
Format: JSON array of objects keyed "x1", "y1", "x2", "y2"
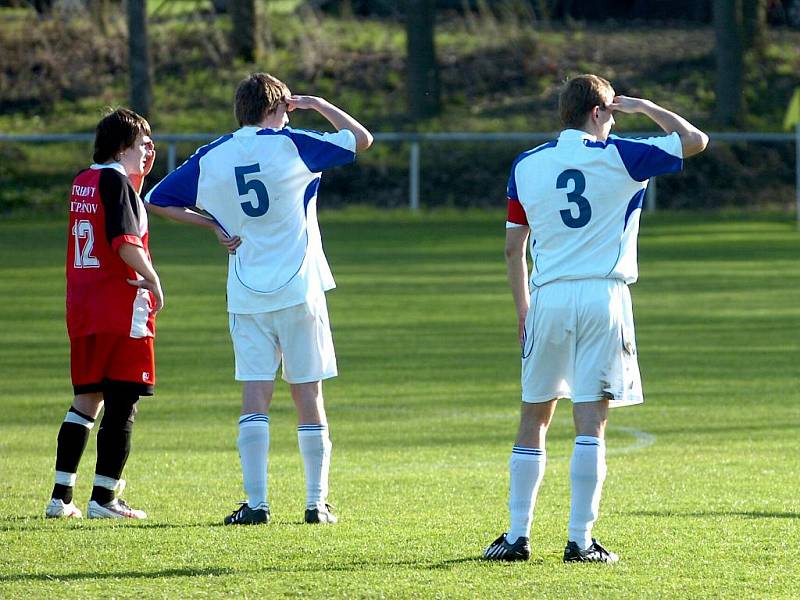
[
  {"x1": 558, "y1": 74, "x2": 614, "y2": 129},
  {"x1": 234, "y1": 73, "x2": 290, "y2": 126}
]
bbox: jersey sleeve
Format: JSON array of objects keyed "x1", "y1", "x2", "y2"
[
  {"x1": 505, "y1": 163, "x2": 528, "y2": 228},
  {"x1": 99, "y1": 169, "x2": 143, "y2": 250},
  {"x1": 145, "y1": 134, "x2": 233, "y2": 208},
  {"x1": 284, "y1": 128, "x2": 357, "y2": 172},
  {"x1": 609, "y1": 132, "x2": 683, "y2": 182}
]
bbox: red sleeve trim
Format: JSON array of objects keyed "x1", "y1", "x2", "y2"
[
  {"x1": 506, "y1": 198, "x2": 528, "y2": 225},
  {"x1": 112, "y1": 234, "x2": 143, "y2": 252}
]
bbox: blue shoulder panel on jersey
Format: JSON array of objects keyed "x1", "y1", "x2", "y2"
[
  {"x1": 258, "y1": 128, "x2": 355, "y2": 173},
  {"x1": 303, "y1": 177, "x2": 321, "y2": 215},
  {"x1": 147, "y1": 134, "x2": 234, "y2": 207},
  {"x1": 624, "y1": 188, "x2": 646, "y2": 229},
  {"x1": 507, "y1": 140, "x2": 558, "y2": 199},
  {"x1": 608, "y1": 138, "x2": 682, "y2": 182}
]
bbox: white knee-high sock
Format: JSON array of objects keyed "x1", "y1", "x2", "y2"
[
  {"x1": 238, "y1": 413, "x2": 269, "y2": 510},
  {"x1": 568, "y1": 435, "x2": 607, "y2": 550},
  {"x1": 297, "y1": 424, "x2": 331, "y2": 509},
  {"x1": 507, "y1": 446, "x2": 546, "y2": 543}
]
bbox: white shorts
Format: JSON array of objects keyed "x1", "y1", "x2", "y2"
[
  {"x1": 229, "y1": 295, "x2": 337, "y2": 384},
  {"x1": 521, "y1": 278, "x2": 643, "y2": 408}
]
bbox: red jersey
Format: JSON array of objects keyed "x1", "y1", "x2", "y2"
[{"x1": 66, "y1": 164, "x2": 155, "y2": 339}]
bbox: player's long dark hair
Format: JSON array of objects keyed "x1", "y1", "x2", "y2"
[{"x1": 93, "y1": 108, "x2": 151, "y2": 164}]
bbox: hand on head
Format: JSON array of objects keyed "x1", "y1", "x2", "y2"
[
  {"x1": 143, "y1": 138, "x2": 156, "y2": 176},
  {"x1": 286, "y1": 95, "x2": 319, "y2": 112},
  {"x1": 608, "y1": 95, "x2": 645, "y2": 114}
]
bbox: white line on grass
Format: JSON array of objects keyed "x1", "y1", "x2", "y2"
[{"x1": 606, "y1": 425, "x2": 657, "y2": 455}]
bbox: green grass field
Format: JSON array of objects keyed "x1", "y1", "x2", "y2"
[{"x1": 1, "y1": 210, "x2": 798, "y2": 598}]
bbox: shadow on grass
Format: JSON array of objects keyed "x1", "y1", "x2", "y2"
[
  {"x1": 0, "y1": 519, "x2": 229, "y2": 532},
  {"x1": 625, "y1": 510, "x2": 800, "y2": 519},
  {"x1": 0, "y1": 567, "x2": 234, "y2": 584},
  {"x1": 2, "y1": 558, "x2": 506, "y2": 582}
]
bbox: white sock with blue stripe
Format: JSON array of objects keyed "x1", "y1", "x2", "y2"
[
  {"x1": 238, "y1": 413, "x2": 269, "y2": 510},
  {"x1": 297, "y1": 424, "x2": 331, "y2": 509},
  {"x1": 568, "y1": 435, "x2": 607, "y2": 550},
  {"x1": 507, "y1": 446, "x2": 546, "y2": 544}
]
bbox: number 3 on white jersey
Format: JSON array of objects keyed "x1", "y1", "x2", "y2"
[{"x1": 72, "y1": 219, "x2": 100, "y2": 268}]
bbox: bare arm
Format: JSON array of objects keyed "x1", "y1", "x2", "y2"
[
  {"x1": 118, "y1": 242, "x2": 164, "y2": 312},
  {"x1": 146, "y1": 203, "x2": 241, "y2": 254},
  {"x1": 610, "y1": 96, "x2": 709, "y2": 158},
  {"x1": 288, "y1": 95, "x2": 373, "y2": 152},
  {"x1": 505, "y1": 226, "x2": 531, "y2": 345}
]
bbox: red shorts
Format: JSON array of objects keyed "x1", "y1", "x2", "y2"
[{"x1": 70, "y1": 333, "x2": 155, "y2": 396}]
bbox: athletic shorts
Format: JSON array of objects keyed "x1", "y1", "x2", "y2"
[
  {"x1": 70, "y1": 333, "x2": 155, "y2": 396},
  {"x1": 521, "y1": 278, "x2": 643, "y2": 408},
  {"x1": 229, "y1": 295, "x2": 337, "y2": 384}
]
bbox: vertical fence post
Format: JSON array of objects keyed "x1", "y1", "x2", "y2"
[
  {"x1": 645, "y1": 176, "x2": 657, "y2": 211},
  {"x1": 409, "y1": 140, "x2": 420, "y2": 211},
  {"x1": 167, "y1": 142, "x2": 177, "y2": 173}
]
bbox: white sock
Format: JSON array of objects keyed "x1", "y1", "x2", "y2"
[
  {"x1": 297, "y1": 424, "x2": 331, "y2": 509},
  {"x1": 507, "y1": 446, "x2": 546, "y2": 544},
  {"x1": 568, "y1": 435, "x2": 607, "y2": 550},
  {"x1": 238, "y1": 413, "x2": 269, "y2": 510}
]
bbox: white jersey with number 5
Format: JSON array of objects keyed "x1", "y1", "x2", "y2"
[
  {"x1": 506, "y1": 129, "x2": 683, "y2": 287},
  {"x1": 146, "y1": 126, "x2": 356, "y2": 313}
]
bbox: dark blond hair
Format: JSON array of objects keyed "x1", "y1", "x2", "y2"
[
  {"x1": 558, "y1": 74, "x2": 614, "y2": 129},
  {"x1": 234, "y1": 73, "x2": 290, "y2": 126},
  {"x1": 93, "y1": 108, "x2": 151, "y2": 164}
]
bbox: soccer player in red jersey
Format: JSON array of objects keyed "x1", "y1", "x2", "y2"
[{"x1": 45, "y1": 108, "x2": 163, "y2": 519}]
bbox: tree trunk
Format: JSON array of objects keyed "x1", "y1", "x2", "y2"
[
  {"x1": 128, "y1": 0, "x2": 152, "y2": 119},
  {"x1": 33, "y1": 0, "x2": 54, "y2": 15},
  {"x1": 742, "y1": 0, "x2": 766, "y2": 53},
  {"x1": 230, "y1": 0, "x2": 259, "y2": 63},
  {"x1": 405, "y1": 0, "x2": 440, "y2": 119},
  {"x1": 713, "y1": 0, "x2": 745, "y2": 126}
]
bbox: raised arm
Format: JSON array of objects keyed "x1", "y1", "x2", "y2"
[
  {"x1": 505, "y1": 226, "x2": 531, "y2": 346},
  {"x1": 610, "y1": 96, "x2": 709, "y2": 158},
  {"x1": 288, "y1": 95, "x2": 373, "y2": 152}
]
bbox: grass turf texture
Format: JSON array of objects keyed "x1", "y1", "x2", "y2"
[{"x1": 1, "y1": 210, "x2": 798, "y2": 598}]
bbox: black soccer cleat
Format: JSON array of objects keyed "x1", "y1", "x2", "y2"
[
  {"x1": 223, "y1": 501, "x2": 270, "y2": 525},
  {"x1": 304, "y1": 503, "x2": 338, "y2": 524},
  {"x1": 563, "y1": 538, "x2": 619, "y2": 563},
  {"x1": 483, "y1": 533, "x2": 531, "y2": 561}
]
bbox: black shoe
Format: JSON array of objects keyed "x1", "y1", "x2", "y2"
[
  {"x1": 483, "y1": 533, "x2": 531, "y2": 561},
  {"x1": 563, "y1": 538, "x2": 619, "y2": 563},
  {"x1": 304, "y1": 503, "x2": 337, "y2": 524},
  {"x1": 223, "y1": 502, "x2": 270, "y2": 525}
]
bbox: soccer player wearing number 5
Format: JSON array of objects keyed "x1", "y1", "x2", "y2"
[
  {"x1": 483, "y1": 75, "x2": 708, "y2": 562},
  {"x1": 145, "y1": 73, "x2": 373, "y2": 525},
  {"x1": 46, "y1": 108, "x2": 162, "y2": 520}
]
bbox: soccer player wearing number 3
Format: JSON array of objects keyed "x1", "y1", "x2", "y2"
[
  {"x1": 46, "y1": 108, "x2": 162, "y2": 520},
  {"x1": 483, "y1": 75, "x2": 708, "y2": 562},
  {"x1": 146, "y1": 73, "x2": 373, "y2": 525}
]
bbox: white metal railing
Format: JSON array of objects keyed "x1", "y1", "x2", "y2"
[{"x1": 2, "y1": 129, "x2": 799, "y2": 221}]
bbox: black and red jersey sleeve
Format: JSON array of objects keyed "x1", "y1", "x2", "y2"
[{"x1": 99, "y1": 169, "x2": 143, "y2": 251}]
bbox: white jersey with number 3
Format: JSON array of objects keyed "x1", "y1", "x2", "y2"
[
  {"x1": 506, "y1": 129, "x2": 683, "y2": 287},
  {"x1": 146, "y1": 126, "x2": 357, "y2": 313}
]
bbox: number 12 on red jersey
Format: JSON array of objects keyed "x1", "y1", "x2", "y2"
[{"x1": 72, "y1": 219, "x2": 100, "y2": 269}]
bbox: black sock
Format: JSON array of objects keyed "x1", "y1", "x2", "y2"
[
  {"x1": 92, "y1": 391, "x2": 138, "y2": 504},
  {"x1": 90, "y1": 485, "x2": 115, "y2": 505},
  {"x1": 51, "y1": 407, "x2": 96, "y2": 503}
]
